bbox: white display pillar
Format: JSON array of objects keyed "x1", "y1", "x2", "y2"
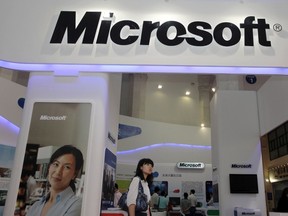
[
  {"x1": 4, "y1": 71, "x2": 122, "y2": 216},
  {"x1": 210, "y1": 90, "x2": 267, "y2": 215}
]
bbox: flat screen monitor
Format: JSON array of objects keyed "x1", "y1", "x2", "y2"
[
  {"x1": 229, "y1": 174, "x2": 259, "y2": 194},
  {"x1": 169, "y1": 197, "x2": 181, "y2": 206},
  {"x1": 213, "y1": 183, "x2": 219, "y2": 203}
]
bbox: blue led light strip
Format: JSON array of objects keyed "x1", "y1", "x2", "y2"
[
  {"x1": 0, "y1": 115, "x2": 20, "y2": 133},
  {"x1": 117, "y1": 143, "x2": 211, "y2": 154},
  {"x1": 1, "y1": 60, "x2": 288, "y2": 75}
]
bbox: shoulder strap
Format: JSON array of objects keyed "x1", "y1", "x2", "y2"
[{"x1": 137, "y1": 177, "x2": 144, "y2": 193}]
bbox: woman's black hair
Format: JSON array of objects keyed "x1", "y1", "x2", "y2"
[
  {"x1": 134, "y1": 158, "x2": 154, "y2": 187},
  {"x1": 48, "y1": 145, "x2": 84, "y2": 192}
]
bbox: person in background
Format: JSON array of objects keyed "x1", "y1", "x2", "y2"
[
  {"x1": 277, "y1": 187, "x2": 288, "y2": 212},
  {"x1": 16, "y1": 173, "x2": 27, "y2": 216},
  {"x1": 188, "y1": 189, "x2": 197, "y2": 216},
  {"x1": 150, "y1": 186, "x2": 160, "y2": 210},
  {"x1": 114, "y1": 183, "x2": 122, "y2": 207},
  {"x1": 158, "y1": 191, "x2": 169, "y2": 212},
  {"x1": 27, "y1": 145, "x2": 84, "y2": 216},
  {"x1": 127, "y1": 158, "x2": 154, "y2": 216},
  {"x1": 166, "y1": 201, "x2": 174, "y2": 215},
  {"x1": 180, "y1": 192, "x2": 191, "y2": 216},
  {"x1": 25, "y1": 169, "x2": 37, "y2": 202}
]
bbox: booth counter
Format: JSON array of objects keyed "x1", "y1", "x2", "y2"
[
  {"x1": 101, "y1": 210, "x2": 128, "y2": 216},
  {"x1": 151, "y1": 207, "x2": 219, "y2": 216},
  {"x1": 269, "y1": 213, "x2": 288, "y2": 216}
]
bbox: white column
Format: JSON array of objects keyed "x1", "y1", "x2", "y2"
[
  {"x1": 4, "y1": 72, "x2": 122, "y2": 216},
  {"x1": 210, "y1": 90, "x2": 267, "y2": 215}
]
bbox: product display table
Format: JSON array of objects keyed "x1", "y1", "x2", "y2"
[
  {"x1": 101, "y1": 209, "x2": 128, "y2": 216},
  {"x1": 269, "y1": 213, "x2": 288, "y2": 216},
  {"x1": 152, "y1": 211, "x2": 167, "y2": 216}
]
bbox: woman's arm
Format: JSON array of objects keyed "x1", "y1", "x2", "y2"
[
  {"x1": 128, "y1": 204, "x2": 136, "y2": 216},
  {"x1": 127, "y1": 177, "x2": 140, "y2": 216}
]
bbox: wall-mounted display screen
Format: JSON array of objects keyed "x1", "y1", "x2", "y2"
[
  {"x1": 150, "y1": 181, "x2": 168, "y2": 195},
  {"x1": 205, "y1": 181, "x2": 212, "y2": 202},
  {"x1": 229, "y1": 174, "x2": 259, "y2": 194}
]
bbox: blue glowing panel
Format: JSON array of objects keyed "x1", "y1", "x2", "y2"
[{"x1": 118, "y1": 124, "x2": 142, "y2": 140}]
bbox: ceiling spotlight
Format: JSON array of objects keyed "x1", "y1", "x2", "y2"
[
  {"x1": 211, "y1": 87, "x2": 216, "y2": 92},
  {"x1": 185, "y1": 91, "x2": 190, "y2": 95},
  {"x1": 201, "y1": 123, "x2": 205, "y2": 127},
  {"x1": 158, "y1": 84, "x2": 163, "y2": 89}
]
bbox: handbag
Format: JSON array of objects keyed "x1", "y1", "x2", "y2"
[
  {"x1": 118, "y1": 192, "x2": 128, "y2": 211},
  {"x1": 118, "y1": 178, "x2": 148, "y2": 212}
]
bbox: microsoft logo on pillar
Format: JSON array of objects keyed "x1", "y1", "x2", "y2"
[{"x1": 50, "y1": 11, "x2": 272, "y2": 47}]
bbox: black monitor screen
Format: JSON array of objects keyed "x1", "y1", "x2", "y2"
[
  {"x1": 229, "y1": 174, "x2": 259, "y2": 194},
  {"x1": 213, "y1": 183, "x2": 219, "y2": 203},
  {"x1": 169, "y1": 197, "x2": 181, "y2": 206}
]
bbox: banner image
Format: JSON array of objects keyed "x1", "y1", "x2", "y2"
[
  {"x1": 101, "y1": 148, "x2": 117, "y2": 209},
  {"x1": 0, "y1": 144, "x2": 16, "y2": 216},
  {"x1": 14, "y1": 102, "x2": 91, "y2": 216}
]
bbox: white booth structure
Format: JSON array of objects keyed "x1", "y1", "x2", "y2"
[{"x1": 2, "y1": 0, "x2": 288, "y2": 215}]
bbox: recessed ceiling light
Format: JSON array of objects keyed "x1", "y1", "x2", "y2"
[
  {"x1": 185, "y1": 91, "x2": 190, "y2": 95},
  {"x1": 158, "y1": 84, "x2": 163, "y2": 89},
  {"x1": 201, "y1": 123, "x2": 205, "y2": 127},
  {"x1": 211, "y1": 87, "x2": 216, "y2": 92}
]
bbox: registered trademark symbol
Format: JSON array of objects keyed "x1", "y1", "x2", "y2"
[{"x1": 273, "y1": 23, "x2": 282, "y2": 32}]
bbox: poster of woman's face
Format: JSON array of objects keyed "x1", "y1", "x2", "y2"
[{"x1": 14, "y1": 102, "x2": 91, "y2": 216}]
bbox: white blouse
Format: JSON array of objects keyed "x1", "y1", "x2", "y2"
[{"x1": 127, "y1": 177, "x2": 151, "y2": 209}]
